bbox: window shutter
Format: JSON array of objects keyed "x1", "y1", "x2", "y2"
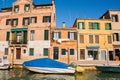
[
  {"x1": 68, "y1": 32, "x2": 70, "y2": 39},
  {"x1": 6, "y1": 32, "x2": 10, "y2": 41},
  {"x1": 44, "y1": 48, "x2": 48, "y2": 56},
  {"x1": 44, "y1": 30, "x2": 49, "y2": 40},
  {"x1": 23, "y1": 31, "x2": 27, "y2": 44},
  {"x1": 74, "y1": 32, "x2": 77, "y2": 40},
  {"x1": 59, "y1": 32, "x2": 61, "y2": 38},
  {"x1": 29, "y1": 48, "x2": 34, "y2": 56}
]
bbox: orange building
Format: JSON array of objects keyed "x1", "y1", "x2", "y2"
[{"x1": 50, "y1": 25, "x2": 77, "y2": 64}]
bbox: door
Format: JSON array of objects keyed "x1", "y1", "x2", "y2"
[
  {"x1": 80, "y1": 49, "x2": 85, "y2": 60},
  {"x1": 53, "y1": 47, "x2": 59, "y2": 60},
  {"x1": 16, "y1": 48, "x2": 21, "y2": 59},
  {"x1": 101, "y1": 50, "x2": 106, "y2": 60}
]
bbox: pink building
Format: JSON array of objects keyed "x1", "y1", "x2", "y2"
[{"x1": 0, "y1": 0, "x2": 56, "y2": 64}]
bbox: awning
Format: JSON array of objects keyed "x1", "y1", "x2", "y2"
[
  {"x1": 87, "y1": 46, "x2": 100, "y2": 49},
  {"x1": 11, "y1": 28, "x2": 28, "y2": 32}
]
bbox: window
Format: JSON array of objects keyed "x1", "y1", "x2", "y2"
[
  {"x1": 105, "y1": 23, "x2": 111, "y2": 30},
  {"x1": 108, "y1": 35, "x2": 112, "y2": 44},
  {"x1": 30, "y1": 30, "x2": 35, "y2": 41},
  {"x1": 78, "y1": 22, "x2": 84, "y2": 29},
  {"x1": 112, "y1": 15, "x2": 118, "y2": 22},
  {"x1": 12, "y1": 18, "x2": 18, "y2": 26},
  {"x1": 44, "y1": 30, "x2": 49, "y2": 40},
  {"x1": 89, "y1": 22, "x2": 100, "y2": 30},
  {"x1": 79, "y1": 35, "x2": 84, "y2": 43},
  {"x1": 70, "y1": 49, "x2": 74, "y2": 55},
  {"x1": 23, "y1": 17, "x2": 30, "y2": 25},
  {"x1": 68, "y1": 32, "x2": 77, "y2": 40},
  {"x1": 14, "y1": 5, "x2": 19, "y2": 12},
  {"x1": 88, "y1": 49, "x2": 98, "y2": 60},
  {"x1": 6, "y1": 32, "x2": 10, "y2": 41},
  {"x1": 5, "y1": 48, "x2": 8, "y2": 55},
  {"x1": 89, "y1": 35, "x2": 93, "y2": 43},
  {"x1": 113, "y1": 33, "x2": 120, "y2": 41},
  {"x1": 6, "y1": 19, "x2": 11, "y2": 25},
  {"x1": 31, "y1": 17, "x2": 37, "y2": 23},
  {"x1": 95, "y1": 35, "x2": 99, "y2": 43},
  {"x1": 43, "y1": 16, "x2": 51, "y2": 22},
  {"x1": 16, "y1": 32, "x2": 22, "y2": 43},
  {"x1": 52, "y1": 32, "x2": 61, "y2": 40},
  {"x1": 43, "y1": 48, "x2": 48, "y2": 56},
  {"x1": 61, "y1": 49, "x2": 66, "y2": 55},
  {"x1": 29, "y1": 48, "x2": 34, "y2": 56},
  {"x1": 24, "y1": 4, "x2": 30, "y2": 11}
]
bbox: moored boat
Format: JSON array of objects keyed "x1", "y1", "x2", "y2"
[
  {"x1": 0, "y1": 56, "x2": 10, "y2": 70},
  {"x1": 96, "y1": 65, "x2": 120, "y2": 72},
  {"x1": 23, "y1": 58, "x2": 75, "y2": 74}
]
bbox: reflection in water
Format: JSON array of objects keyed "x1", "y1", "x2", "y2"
[{"x1": 0, "y1": 69, "x2": 120, "y2": 80}]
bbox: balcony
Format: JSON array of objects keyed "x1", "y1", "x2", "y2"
[{"x1": 9, "y1": 40, "x2": 27, "y2": 47}]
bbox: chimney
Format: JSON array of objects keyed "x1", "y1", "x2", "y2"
[
  {"x1": 62, "y1": 22, "x2": 66, "y2": 28},
  {"x1": 52, "y1": 0, "x2": 54, "y2": 4}
]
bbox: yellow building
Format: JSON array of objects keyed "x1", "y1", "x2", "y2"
[{"x1": 73, "y1": 18, "x2": 113, "y2": 62}]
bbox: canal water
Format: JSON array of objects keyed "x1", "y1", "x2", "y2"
[{"x1": 0, "y1": 69, "x2": 120, "y2": 80}]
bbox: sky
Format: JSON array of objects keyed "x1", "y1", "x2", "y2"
[{"x1": 0, "y1": 0, "x2": 120, "y2": 27}]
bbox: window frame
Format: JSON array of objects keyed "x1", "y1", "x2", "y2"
[
  {"x1": 78, "y1": 22, "x2": 85, "y2": 29},
  {"x1": 43, "y1": 48, "x2": 49, "y2": 56},
  {"x1": 70, "y1": 49, "x2": 74, "y2": 55},
  {"x1": 24, "y1": 4, "x2": 30, "y2": 12},
  {"x1": 14, "y1": 5, "x2": 19, "y2": 13},
  {"x1": 29, "y1": 48, "x2": 34, "y2": 56},
  {"x1": 43, "y1": 16, "x2": 51, "y2": 23},
  {"x1": 61, "y1": 49, "x2": 66, "y2": 55},
  {"x1": 105, "y1": 23, "x2": 112, "y2": 30}
]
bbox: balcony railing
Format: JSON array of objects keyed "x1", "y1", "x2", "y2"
[{"x1": 9, "y1": 40, "x2": 27, "y2": 45}]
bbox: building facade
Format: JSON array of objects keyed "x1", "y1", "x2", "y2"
[
  {"x1": 73, "y1": 18, "x2": 113, "y2": 61},
  {"x1": 100, "y1": 10, "x2": 120, "y2": 61},
  {"x1": 50, "y1": 26, "x2": 77, "y2": 64},
  {"x1": 0, "y1": 0, "x2": 56, "y2": 64}
]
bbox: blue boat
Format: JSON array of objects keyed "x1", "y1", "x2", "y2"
[{"x1": 23, "y1": 58, "x2": 75, "y2": 74}]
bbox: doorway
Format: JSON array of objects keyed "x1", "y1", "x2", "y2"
[
  {"x1": 16, "y1": 48, "x2": 21, "y2": 59},
  {"x1": 53, "y1": 47, "x2": 59, "y2": 60}
]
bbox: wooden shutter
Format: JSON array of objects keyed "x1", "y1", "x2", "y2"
[
  {"x1": 6, "y1": 32, "x2": 10, "y2": 41},
  {"x1": 44, "y1": 30, "x2": 49, "y2": 40}
]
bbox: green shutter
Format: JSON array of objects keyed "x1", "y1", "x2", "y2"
[
  {"x1": 94, "y1": 23, "x2": 99, "y2": 30},
  {"x1": 29, "y1": 48, "x2": 34, "y2": 56},
  {"x1": 70, "y1": 49, "x2": 74, "y2": 55},
  {"x1": 44, "y1": 30, "x2": 49, "y2": 40},
  {"x1": 44, "y1": 48, "x2": 48, "y2": 56},
  {"x1": 105, "y1": 23, "x2": 111, "y2": 30},
  {"x1": 6, "y1": 32, "x2": 10, "y2": 41},
  {"x1": 23, "y1": 31, "x2": 27, "y2": 44}
]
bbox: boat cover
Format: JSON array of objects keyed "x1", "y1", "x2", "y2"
[{"x1": 23, "y1": 58, "x2": 69, "y2": 69}]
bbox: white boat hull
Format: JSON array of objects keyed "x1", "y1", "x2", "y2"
[
  {"x1": 25, "y1": 66, "x2": 75, "y2": 74},
  {"x1": 0, "y1": 65, "x2": 10, "y2": 70}
]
